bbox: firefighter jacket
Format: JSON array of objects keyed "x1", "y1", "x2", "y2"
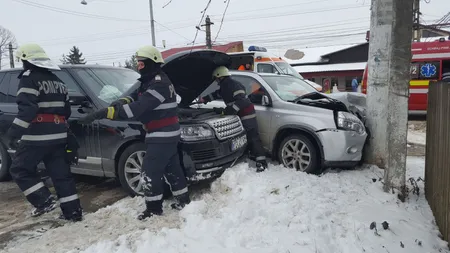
[
  {"x1": 116, "y1": 69, "x2": 180, "y2": 143},
  {"x1": 7, "y1": 68, "x2": 71, "y2": 146},
  {"x1": 206, "y1": 76, "x2": 257, "y2": 129}
]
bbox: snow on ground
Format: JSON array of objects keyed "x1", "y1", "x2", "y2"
[
  {"x1": 3, "y1": 157, "x2": 448, "y2": 253},
  {"x1": 408, "y1": 130, "x2": 426, "y2": 145}
]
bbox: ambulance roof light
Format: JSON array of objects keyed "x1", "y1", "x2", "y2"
[{"x1": 248, "y1": 46, "x2": 267, "y2": 52}]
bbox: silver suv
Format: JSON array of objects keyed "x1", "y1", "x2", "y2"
[{"x1": 200, "y1": 71, "x2": 368, "y2": 173}]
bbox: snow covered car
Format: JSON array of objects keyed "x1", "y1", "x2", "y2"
[
  {"x1": 196, "y1": 57, "x2": 368, "y2": 173},
  {"x1": 0, "y1": 63, "x2": 248, "y2": 196}
]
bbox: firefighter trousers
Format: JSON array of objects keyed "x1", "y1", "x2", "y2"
[
  {"x1": 10, "y1": 143, "x2": 81, "y2": 217},
  {"x1": 141, "y1": 141, "x2": 188, "y2": 211},
  {"x1": 245, "y1": 126, "x2": 267, "y2": 163}
]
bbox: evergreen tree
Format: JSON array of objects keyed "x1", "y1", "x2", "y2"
[
  {"x1": 64, "y1": 46, "x2": 86, "y2": 64},
  {"x1": 124, "y1": 54, "x2": 137, "y2": 71},
  {"x1": 60, "y1": 54, "x2": 69, "y2": 64}
]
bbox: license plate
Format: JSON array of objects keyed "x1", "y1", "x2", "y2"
[{"x1": 231, "y1": 135, "x2": 247, "y2": 151}]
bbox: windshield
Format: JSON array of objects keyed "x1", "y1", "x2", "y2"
[
  {"x1": 262, "y1": 75, "x2": 317, "y2": 101},
  {"x1": 275, "y1": 62, "x2": 304, "y2": 79},
  {"x1": 74, "y1": 68, "x2": 140, "y2": 104}
]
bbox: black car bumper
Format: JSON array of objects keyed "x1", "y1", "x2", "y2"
[{"x1": 179, "y1": 132, "x2": 248, "y2": 182}]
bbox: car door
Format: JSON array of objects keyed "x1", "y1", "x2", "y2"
[
  {"x1": 0, "y1": 71, "x2": 21, "y2": 143},
  {"x1": 53, "y1": 69, "x2": 103, "y2": 175},
  {"x1": 231, "y1": 75, "x2": 273, "y2": 151}
]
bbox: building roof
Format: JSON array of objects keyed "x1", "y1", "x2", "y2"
[
  {"x1": 161, "y1": 41, "x2": 243, "y2": 59},
  {"x1": 293, "y1": 62, "x2": 367, "y2": 73},
  {"x1": 282, "y1": 43, "x2": 366, "y2": 65}
]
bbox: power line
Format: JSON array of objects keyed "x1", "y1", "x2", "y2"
[
  {"x1": 190, "y1": 0, "x2": 212, "y2": 49},
  {"x1": 213, "y1": 0, "x2": 231, "y2": 43},
  {"x1": 154, "y1": 20, "x2": 191, "y2": 42},
  {"x1": 12, "y1": 0, "x2": 148, "y2": 22}
]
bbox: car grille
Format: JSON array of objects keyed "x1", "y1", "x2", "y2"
[
  {"x1": 205, "y1": 116, "x2": 244, "y2": 141},
  {"x1": 191, "y1": 149, "x2": 217, "y2": 161}
]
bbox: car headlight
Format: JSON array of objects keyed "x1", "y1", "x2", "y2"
[
  {"x1": 335, "y1": 111, "x2": 365, "y2": 134},
  {"x1": 181, "y1": 124, "x2": 214, "y2": 141}
]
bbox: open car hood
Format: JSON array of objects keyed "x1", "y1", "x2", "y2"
[{"x1": 162, "y1": 49, "x2": 231, "y2": 106}]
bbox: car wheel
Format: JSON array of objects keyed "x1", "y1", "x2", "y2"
[
  {"x1": 278, "y1": 134, "x2": 320, "y2": 174},
  {"x1": 117, "y1": 142, "x2": 171, "y2": 197},
  {"x1": 0, "y1": 143, "x2": 11, "y2": 181}
]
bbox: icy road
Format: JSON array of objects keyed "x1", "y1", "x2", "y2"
[{"x1": 2, "y1": 156, "x2": 448, "y2": 253}]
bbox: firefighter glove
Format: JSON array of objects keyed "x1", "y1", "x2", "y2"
[
  {"x1": 213, "y1": 107, "x2": 224, "y2": 115},
  {"x1": 7, "y1": 137, "x2": 20, "y2": 150},
  {"x1": 201, "y1": 96, "x2": 211, "y2": 104},
  {"x1": 78, "y1": 107, "x2": 117, "y2": 124},
  {"x1": 109, "y1": 97, "x2": 131, "y2": 107}
]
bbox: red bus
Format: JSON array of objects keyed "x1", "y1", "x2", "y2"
[{"x1": 361, "y1": 38, "x2": 450, "y2": 114}]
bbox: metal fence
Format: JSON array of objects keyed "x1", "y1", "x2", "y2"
[{"x1": 425, "y1": 80, "x2": 450, "y2": 242}]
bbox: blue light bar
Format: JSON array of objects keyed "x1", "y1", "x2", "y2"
[{"x1": 248, "y1": 46, "x2": 267, "y2": 52}]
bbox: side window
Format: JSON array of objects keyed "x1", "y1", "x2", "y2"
[
  {"x1": 257, "y1": 63, "x2": 278, "y2": 74},
  {"x1": 0, "y1": 72, "x2": 9, "y2": 103},
  {"x1": 53, "y1": 70, "x2": 82, "y2": 93},
  {"x1": 232, "y1": 76, "x2": 266, "y2": 105},
  {"x1": 7, "y1": 72, "x2": 21, "y2": 101}
]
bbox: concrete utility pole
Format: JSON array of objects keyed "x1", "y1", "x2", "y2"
[
  {"x1": 412, "y1": 0, "x2": 421, "y2": 42},
  {"x1": 365, "y1": 0, "x2": 413, "y2": 198},
  {"x1": 9, "y1": 42, "x2": 15, "y2": 68},
  {"x1": 149, "y1": 0, "x2": 156, "y2": 46},
  {"x1": 202, "y1": 16, "x2": 214, "y2": 49}
]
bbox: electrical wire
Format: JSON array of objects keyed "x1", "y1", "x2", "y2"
[
  {"x1": 213, "y1": 0, "x2": 231, "y2": 44},
  {"x1": 154, "y1": 20, "x2": 192, "y2": 42},
  {"x1": 189, "y1": 0, "x2": 212, "y2": 51},
  {"x1": 12, "y1": 0, "x2": 148, "y2": 22}
]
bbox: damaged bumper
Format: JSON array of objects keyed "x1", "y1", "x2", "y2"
[{"x1": 317, "y1": 129, "x2": 367, "y2": 168}]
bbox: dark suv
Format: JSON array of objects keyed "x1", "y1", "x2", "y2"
[{"x1": 0, "y1": 51, "x2": 247, "y2": 196}]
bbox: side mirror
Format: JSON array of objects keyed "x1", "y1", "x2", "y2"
[{"x1": 262, "y1": 95, "x2": 270, "y2": 106}]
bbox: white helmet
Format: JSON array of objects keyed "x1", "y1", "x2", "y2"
[
  {"x1": 212, "y1": 66, "x2": 230, "y2": 78},
  {"x1": 16, "y1": 43, "x2": 60, "y2": 70},
  {"x1": 135, "y1": 45, "x2": 164, "y2": 64}
]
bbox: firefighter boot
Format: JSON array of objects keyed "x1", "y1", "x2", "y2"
[
  {"x1": 31, "y1": 196, "x2": 57, "y2": 217},
  {"x1": 59, "y1": 208, "x2": 83, "y2": 222},
  {"x1": 171, "y1": 192, "x2": 191, "y2": 211},
  {"x1": 256, "y1": 160, "x2": 268, "y2": 173},
  {"x1": 138, "y1": 200, "x2": 163, "y2": 220}
]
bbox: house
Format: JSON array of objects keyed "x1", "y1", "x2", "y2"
[
  {"x1": 161, "y1": 41, "x2": 244, "y2": 59},
  {"x1": 284, "y1": 42, "x2": 369, "y2": 92}
]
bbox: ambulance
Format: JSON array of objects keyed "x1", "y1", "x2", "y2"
[
  {"x1": 228, "y1": 46, "x2": 323, "y2": 91},
  {"x1": 361, "y1": 38, "x2": 450, "y2": 114}
]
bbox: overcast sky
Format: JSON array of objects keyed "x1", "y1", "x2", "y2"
[{"x1": 0, "y1": 0, "x2": 448, "y2": 66}]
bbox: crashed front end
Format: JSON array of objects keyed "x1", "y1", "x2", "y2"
[{"x1": 293, "y1": 92, "x2": 368, "y2": 168}]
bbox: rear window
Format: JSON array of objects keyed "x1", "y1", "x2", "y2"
[{"x1": 0, "y1": 72, "x2": 7, "y2": 102}]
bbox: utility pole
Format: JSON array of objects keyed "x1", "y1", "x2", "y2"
[
  {"x1": 412, "y1": 0, "x2": 421, "y2": 42},
  {"x1": 202, "y1": 16, "x2": 214, "y2": 49},
  {"x1": 9, "y1": 42, "x2": 15, "y2": 68},
  {"x1": 365, "y1": 0, "x2": 413, "y2": 199},
  {"x1": 149, "y1": 0, "x2": 156, "y2": 47}
]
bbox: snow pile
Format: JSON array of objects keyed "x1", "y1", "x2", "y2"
[
  {"x1": 3, "y1": 158, "x2": 448, "y2": 253},
  {"x1": 408, "y1": 130, "x2": 426, "y2": 145}
]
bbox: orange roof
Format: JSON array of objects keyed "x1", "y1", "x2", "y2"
[{"x1": 161, "y1": 41, "x2": 243, "y2": 59}]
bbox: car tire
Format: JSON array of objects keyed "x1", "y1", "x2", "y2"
[
  {"x1": 277, "y1": 134, "x2": 320, "y2": 174},
  {"x1": 117, "y1": 142, "x2": 171, "y2": 198},
  {"x1": 0, "y1": 143, "x2": 12, "y2": 182}
]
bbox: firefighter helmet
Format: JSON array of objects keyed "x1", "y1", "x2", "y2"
[
  {"x1": 136, "y1": 45, "x2": 164, "y2": 64},
  {"x1": 212, "y1": 66, "x2": 230, "y2": 78},
  {"x1": 16, "y1": 43, "x2": 60, "y2": 70}
]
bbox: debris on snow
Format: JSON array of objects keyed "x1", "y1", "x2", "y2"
[
  {"x1": 382, "y1": 221, "x2": 389, "y2": 230},
  {"x1": 1, "y1": 157, "x2": 449, "y2": 253}
]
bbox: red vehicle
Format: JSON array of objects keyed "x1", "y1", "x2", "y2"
[{"x1": 361, "y1": 38, "x2": 450, "y2": 114}]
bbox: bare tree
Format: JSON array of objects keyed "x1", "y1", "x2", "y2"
[{"x1": 0, "y1": 26, "x2": 18, "y2": 70}]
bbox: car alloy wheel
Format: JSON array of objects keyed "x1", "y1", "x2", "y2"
[
  {"x1": 124, "y1": 150, "x2": 145, "y2": 195},
  {"x1": 281, "y1": 139, "x2": 311, "y2": 171}
]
